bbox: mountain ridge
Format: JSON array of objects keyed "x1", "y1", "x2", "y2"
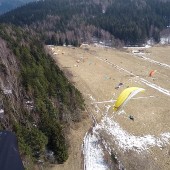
[
  {"x1": 0, "y1": 0, "x2": 170, "y2": 45},
  {"x1": 0, "y1": 0, "x2": 37, "y2": 15}
]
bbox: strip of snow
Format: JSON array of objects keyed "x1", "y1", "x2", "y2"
[
  {"x1": 133, "y1": 53, "x2": 170, "y2": 69},
  {"x1": 140, "y1": 78, "x2": 170, "y2": 96},
  {"x1": 131, "y1": 96, "x2": 155, "y2": 100},
  {"x1": 96, "y1": 57, "x2": 170, "y2": 96},
  {"x1": 94, "y1": 43, "x2": 111, "y2": 48},
  {"x1": 88, "y1": 94, "x2": 100, "y2": 114},
  {"x1": 83, "y1": 132, "x2": 109, "y2": 170},
  {"x1": 96, "y1": 116, "x2": 170, "y2": 153},
  {"x1": 91, "y1": 99, "x2": 116, "y2": 104},
  {"x1": 124, "y1": 45, "x2": 151, "y2": 49},
  {"x1": 47, "y1": 45, "x2": 54, "y2": 47}
]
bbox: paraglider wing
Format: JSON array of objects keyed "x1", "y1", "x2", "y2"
[
  {"x1": 113, "y1": 87, "x2": 145, "y2": 111},
  {"x1": 0, "y1": 131, "x2": 24, "y2": 170},
  {"x1": 149, "y1": 70, "x2": 157, "y2": 77}
]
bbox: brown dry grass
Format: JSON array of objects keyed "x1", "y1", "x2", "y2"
[{"x1": 49, "y1": 44, "x2": 170, "y2": 170}]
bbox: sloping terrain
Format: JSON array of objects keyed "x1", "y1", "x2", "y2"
[
  {"x1": 49, "y1": 44, "x2": 170, "y2": 170},
  {"x1": 0, "y1": 0, "x2": 36, "y2": 15},
  {"x1": 1, "y1": 0, "x2": 170, "y2": 45},
  {"x1": 0, "y1": 25, "x2": 85, "y2": 168}
]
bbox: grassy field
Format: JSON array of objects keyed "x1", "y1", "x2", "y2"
[{"x1": 49, "y1": 44, "x2": 170, "y2": 170}]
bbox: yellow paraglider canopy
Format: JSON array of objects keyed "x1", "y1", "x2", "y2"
[{"x1": 113, "y1": 87, "x2": 145, "y2": 111}]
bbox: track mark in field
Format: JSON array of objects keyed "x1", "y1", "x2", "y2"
[
  {"x1": 132, "y1": 53, "x2": 170, "y2": 69},
  {"x1": 140, "y1": 78, "x2": 170, "y2": 96},
  {"x1": 96, "y1": 57, "x2": 170, "y2": 96}
]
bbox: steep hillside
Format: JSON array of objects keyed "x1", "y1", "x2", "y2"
[
  {"x1": 0, "y1": 0, "x2": 37, "y2": 15},
  {"x1": 0, "y1": 0, "x2": 170, "y2": 45},
  {"x1": 0, "y1": 0, "x2": 170, "y2": 169},
  {"x1": 0, "y1": 24, "x2": 85, "y2": 169}
]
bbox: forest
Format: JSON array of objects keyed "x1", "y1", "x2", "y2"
[
  {"x1": 0, "y1": 0, "x2": 170, "y2": 45},
  {"x1": 0, "y1": 0, "x2": 170, "y2": 169},
  {"x1": 0, "y1": 23, "x2": 84, "y2": 169}
]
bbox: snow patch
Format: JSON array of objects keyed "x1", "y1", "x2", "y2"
[
  {"x1": 83, "y1": 132, "x2": 109, "y2": 170},
  {"x1": 160, "y1": 37, "x2": 170, "y2": 44},
  {"x1": 83, "y1": 93, "x2": 170, "y2": 169},
  {"x1": 2, "y1": 89, "x2": 12, "y2": 94},
  {"x1": 94, "y1": 43, "x2": 111, "y2": 48},
  {"x1": 0, "y1": 109, "x2": 4, "y2": 114},
  {"x1": 0, "y1": 109, "x2": 4, "y2": 118},
  {"x1": 88, "y1": 94, "x2": 100, "y2": 114},
  {"x1": 96, "y1": 116, "x2": 170, "y2": 153}
]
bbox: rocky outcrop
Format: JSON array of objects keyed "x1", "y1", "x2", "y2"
[{"x1": 0, "y1": 38, "x2": 22, "y2": 129}]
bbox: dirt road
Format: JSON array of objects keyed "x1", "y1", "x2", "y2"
[{"x1": 49, "y1": 44, "x2": 170, "y2": 170}]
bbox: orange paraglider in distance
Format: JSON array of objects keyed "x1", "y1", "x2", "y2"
[{"x1": 149, "y1": 70, "x2": 156, "y2": 77}]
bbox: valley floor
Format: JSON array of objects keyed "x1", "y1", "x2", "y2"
[{"x1": 48, "y1": 44, "x2": 170, "y2": 170}]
